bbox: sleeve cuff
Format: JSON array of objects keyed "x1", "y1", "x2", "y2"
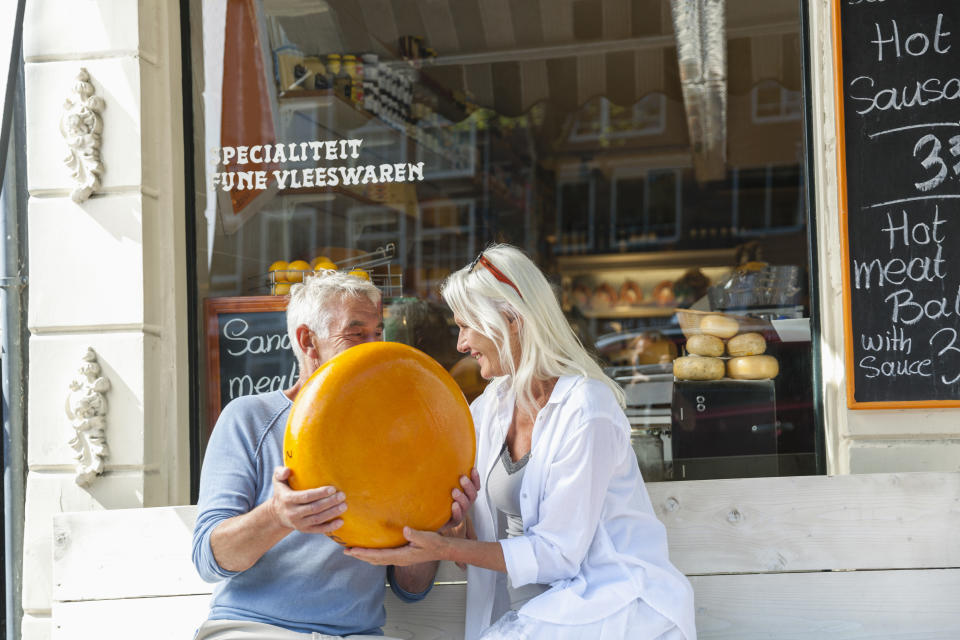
[
  {"x1": 387, "y1": 565, "x2": 433, "y2": 603},
  {"x1": 500, "y1": 536, "x2": 538, "y2": 587},
  {"x1": 203, "y1": 532, "x2": 241, "y2": 581}
]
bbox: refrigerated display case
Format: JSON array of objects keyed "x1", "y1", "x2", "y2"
[{"x1": 565, "y1": 250, "x2": 816, "y2": 481}]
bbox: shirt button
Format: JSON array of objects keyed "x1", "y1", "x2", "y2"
[{"x1": 521, "y1": 492, "x2": 528, "y2": 498}]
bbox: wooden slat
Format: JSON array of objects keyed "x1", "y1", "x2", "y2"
[
  {"x1": 53, "y1": 506, "x2": 211, "y2": 601},
  {"x1": 53, "y1": 594, "x2": 212, "y2": 640},
  {"x1": 53, "y1": 472, "x2": 960, "y2": 601},
  {"x1": 53, "y1": 570, "x2": 960, "y2": 640},
  {"x1": 51, "y1": 472, "x2": 960, "y2": 640},
  {"x1": 648, "y1": 472, "x2": 960, "y2": 575},
  {"x1": 52, "y1": 505, "x2": 464, "y2": 602},
  {"x1": 52, "y1": 587, "x2": 465, "y2": 640},
  {"x1": 385, "y1": 583, "x2": 466, "y2": 640},
  {"x1": 691, "y1": 569, "x2": 960, "y2": 639}
]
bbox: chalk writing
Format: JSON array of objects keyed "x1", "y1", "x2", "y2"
[
  {"x1": 222, "y1": 318, "x2": 291, "y2": 356},
  {"x1": 839, "y1": 1, "x2": 960, "y2": 403}
]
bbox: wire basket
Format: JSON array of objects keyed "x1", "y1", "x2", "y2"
[
  {"x1": 259, "y1": 243, "x2": 404, "y2": 299},
  {"x1": 674, "y1": 308, "x2": 769, "y2": 339}
]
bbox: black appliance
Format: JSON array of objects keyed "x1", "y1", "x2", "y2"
[{"x1": 670, "y1": 379, "x2": 779, "y2": 480}]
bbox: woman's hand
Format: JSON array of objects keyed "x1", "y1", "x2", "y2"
[
  {"x1": 344, "y1": 527, "x2": 449, "y2": 566},
  {"x1": 439, "y1": 468, "x2": 481, "y2": 538}
]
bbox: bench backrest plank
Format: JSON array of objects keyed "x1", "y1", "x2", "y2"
[
  {"x1": 648, "y1": 471, "x2": 960, "y2": 574},
  {"x1": 51, "y1": 471, "x2": 960, "y2": 639},
  {"x1": 691, "y1": 569, "x2": 960, "y2": 639}
]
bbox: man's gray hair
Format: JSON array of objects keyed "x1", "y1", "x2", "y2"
[{"x1": 286, "y1": 271, "x2": 381, "y2": 367}]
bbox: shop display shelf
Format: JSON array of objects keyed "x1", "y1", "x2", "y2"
[{"x1": 581, "y1": 306, "x2": 677, "y2": 319}]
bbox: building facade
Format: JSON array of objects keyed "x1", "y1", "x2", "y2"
[{"x1": 14, "y1": 1, "x2": 960, "y2": 638}]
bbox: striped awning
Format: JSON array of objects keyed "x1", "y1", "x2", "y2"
[{"x1": 268, "y1": 0, "x2": 800, "y2": 117}]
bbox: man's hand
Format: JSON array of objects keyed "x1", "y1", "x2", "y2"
[
  {"x1": 269, "y1": 466, "x2": 346, "y2": 534},
  {"x1": 438, "y1": 468, "x2": 481, "y2": 538}
]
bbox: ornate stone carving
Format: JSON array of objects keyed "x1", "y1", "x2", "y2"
[
  {"x1": 65, "y1": 348, "x2": 111, "y2": 486},
  {"x1": 60, "y1": 68, "x2": 105, "y2": 203}
]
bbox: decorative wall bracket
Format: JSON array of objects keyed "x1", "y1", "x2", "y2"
[
  {"x1": 60, "y1": 68, "x2": 105, "y2": 203},
  {"x1": 65, "y1": 348, "x2": 111, "y2": 487}
]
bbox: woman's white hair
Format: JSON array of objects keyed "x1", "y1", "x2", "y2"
[
  {"x1": 441, "y1": 244, "x2": 625, "y2": 414},
  {"x1": 286, "y1": 271, "x2": 381, "y2": 368}
]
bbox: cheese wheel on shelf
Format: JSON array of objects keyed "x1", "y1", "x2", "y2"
[
  {"x1": 673, "y1": 355, "x2": 725, "y2": 381},
  {"x1": 727, "y1": 355, "x2": 779, "y2": 380},
  {"x1": 699, "y1": 314, "x2": 740, "y2": 339},
  {"x1": 726, "y1": 332, "x2": 767, "y2": 357},
  {"x1": 685, "y1": 334, "x2": 725, "y2": 357}
]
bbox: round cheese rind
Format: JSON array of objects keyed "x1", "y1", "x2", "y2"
[
  {"x1": 685, "y1": 334, "x2": 725, "y2": 357},
  {"x1": 673, "y1": 355, "x2": 725, "y2": 380},
  {"x1": 726, "y1": 332, "x2": 767, "y2": 357},
  {"x1": 284, "y1": 342, "x2": 476, "y2": 548},
  {"x1": 700, "y1": 314, "x2": 740, "y2": 339},
  {"x1": 727, "y1": 355, "x2": 779, "y2": 380}
]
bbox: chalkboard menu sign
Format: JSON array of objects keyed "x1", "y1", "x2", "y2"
[
  {"x1": 835, "y1": 1, "x2": 960, "y2": 407},
  {"x1": 205, "y1": 297, "x2": 298, "y2": 431}
]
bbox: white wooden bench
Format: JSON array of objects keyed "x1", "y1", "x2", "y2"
[{"x1": 51, "y1": 472, "x2": 960, "y2": 639}]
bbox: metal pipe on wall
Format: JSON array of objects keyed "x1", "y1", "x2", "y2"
[
  {"x1": 1, "y1": 3, "x2": 27, "y2": 634},
  {"x1": 0, "y1": 132, "x2": 27, "y2": 640}
]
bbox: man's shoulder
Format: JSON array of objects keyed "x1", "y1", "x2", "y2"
[{"x1": 214, "y1": 391, "x2": 292, "y2": 438}]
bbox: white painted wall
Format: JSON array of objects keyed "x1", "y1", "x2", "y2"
[
  {"x1": 20, "y1": 1, "x2": 189, "y2": 638},
  {"x1": 807, "y1": 0, "x2": 960, "y2": 475}
]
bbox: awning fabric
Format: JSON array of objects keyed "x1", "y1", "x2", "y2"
[{"x1": 268, "y1": 0, "x2": 798, "y2": 116}]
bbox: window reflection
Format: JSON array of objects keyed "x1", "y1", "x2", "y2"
[{"x1": 197, "y1": 0, "x2": 816, "y2": 481}]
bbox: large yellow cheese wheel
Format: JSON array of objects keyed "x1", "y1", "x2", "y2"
[
  {"x1": 727, "y1": 355, "x2": 779, "y2": 380},
  {"x1": 699, "y1": 314, "x2": 740, "y2": 339},
  {"x1": 284, "y1": 341, "x2": 476, "y2": 548},
  {"x1": 673, "y1": 355, "x2": 725, "y2": 380}
]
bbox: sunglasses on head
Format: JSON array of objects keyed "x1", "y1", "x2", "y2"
[{"x1": 469, "y1": 252, "x2": 523, "y2": 299}]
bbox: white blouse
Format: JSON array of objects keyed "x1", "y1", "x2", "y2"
[{"x1": 464, "y1": 375, "x2": 696, "y2": 640}]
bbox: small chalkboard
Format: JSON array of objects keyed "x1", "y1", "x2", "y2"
[
  {"x1": 205, "y1": 297, "x2": 299, "y2": 432},
  {"x1": 835, "y1": 1, "x2": 960, "y2": 407}
]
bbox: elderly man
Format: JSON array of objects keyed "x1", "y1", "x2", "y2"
[{"x1": 192, "y1": 272, "x2": 476, "y2": 639}]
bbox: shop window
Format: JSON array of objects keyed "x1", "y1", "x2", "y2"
[
  {"x1": 569, "y1": 94, "x2": 666, "y2": 143},
  {"x1": 556, "y1": 179, "x2": 596, "y2": 254},
  {"x1": 751, "y1": 80, "x2": 802, "y2": 123},
  {"x1": 610, "y1": 168, "x2": 683, "y2": 248},
  {"x1": 732, "y1": 165, "x2": 805, "y2": 236},
  {"x1": 192, "y1": 0, "x2": 820, "y2": 485}
]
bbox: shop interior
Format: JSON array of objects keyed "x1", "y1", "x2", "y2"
[{"x1": 198, "y1": 0, "x2": 817, "y2": 481}]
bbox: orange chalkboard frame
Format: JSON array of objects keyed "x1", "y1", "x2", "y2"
[
  {"x1": 832, "y1": 2, "x2": 960, "y2": 409},
  {"x1": 205, "y1": 296, "x2": 291, "y2": 433}
]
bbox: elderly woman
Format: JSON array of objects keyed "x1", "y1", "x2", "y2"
[{"x1": 347, "y1": 244, "x2": 695, "y2": 640}]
